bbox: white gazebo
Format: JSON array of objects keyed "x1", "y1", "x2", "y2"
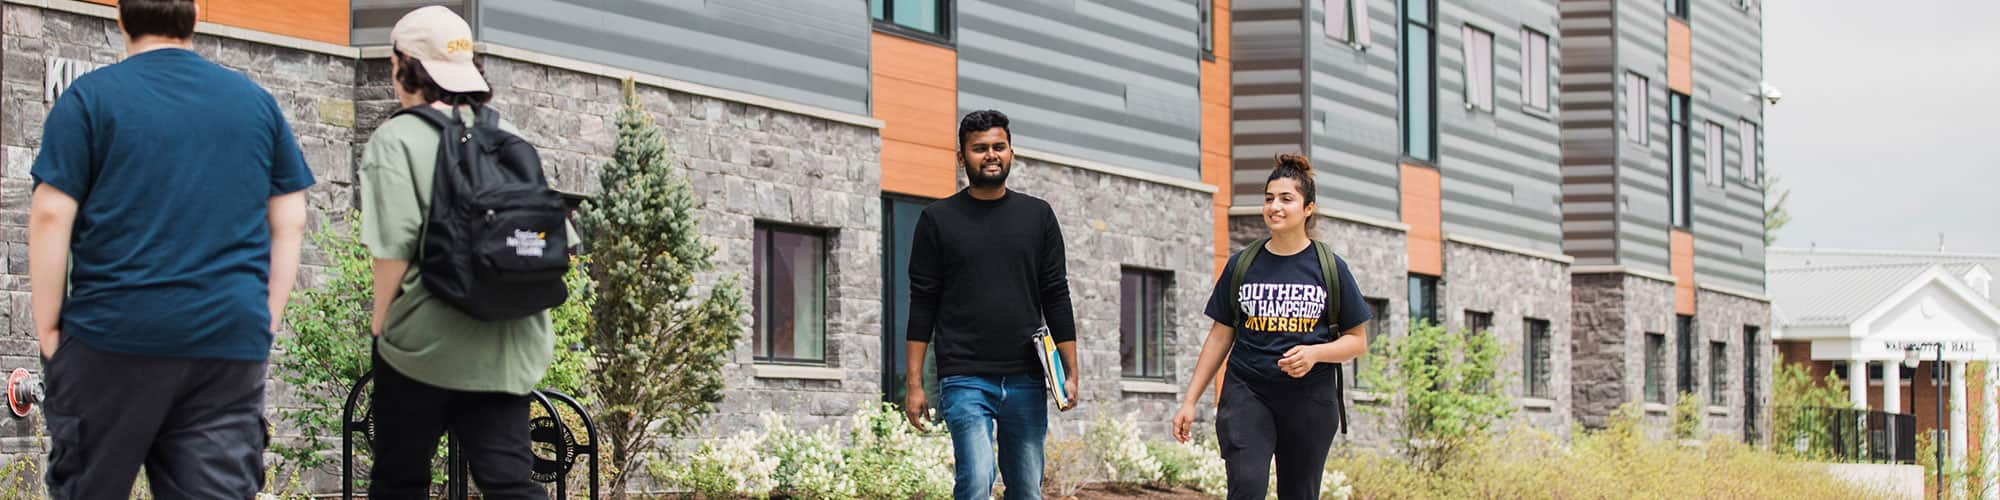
[{"x1": 1772, "y1": 260, "x2": 2000, "y2": 495}]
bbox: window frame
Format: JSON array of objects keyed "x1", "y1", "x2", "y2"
[
  {"x1": 1199, "y1": 0, "x2": 1216, "y2": 59},
  {"x1": 1738, "y1": 118, "x2": 1759, "y2": 183},
  {"x1": 1460, "y1": 24, "x2": 1495, "y2": 113},
  {"x1": 1119, "y1": 267, "x2": 1172, "y2": 380},
  {"x1": 1646, "y1": 332, "x2": 1667, "y2": 403},
  {"x1": 1625, "y1": 72, "x2": 1650, "y2": 145},
  {"x1": 1525, "y1": 318, "x2": 1552, "y2": 399},
  {"x1": 1400, "y1": 0, "x2": 1439, "y2": 164},
  {"x1": 881, "y1": 195, "x2": 937, "y2": 403},
  {"x1": 1667, "y1": 0, "x2": 1691, "y2": 21},
  {"x1": 1669, "y1": 91, "x2": 1692, "y2": 228},
  {"x1": 1709, "y1": 341, "x2": 1728, "y2": 406},
  {"x1": 1705, "y1": 121, "x2": 1726, "y2": 189},
  {"x1": 1408, "y1": 275, "x2": 1440, "y2": 330},
  {"x1": 1519, "y1": 27, "x2": 1551, "y2": 112},
  {"x1": 1676, "y1": 315, "x2": 1695, "y2": 396},
  {"x1": 1354, "y1": 298, "x2": 1392, "y2": 391},
  {"x1": 753, "y1": 223, "x2": 831, "y2": 365},
  {"x1": 871, "y1": 0, "x2": 955, "y2": 45},
  {"x1": 1464, "y1": 310, "x2": 1493, "y2": 335}
]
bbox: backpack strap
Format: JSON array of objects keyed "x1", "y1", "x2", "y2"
[
  {"x1": 1312, "y1": 239, "x2": 1352, "y2": 434},
  {"x1": 387, "y1": 105, "x2": 467, "y2": 264},
  {"x1": 1228, "y1": 238, "x2": 1268, "y2": 328}
]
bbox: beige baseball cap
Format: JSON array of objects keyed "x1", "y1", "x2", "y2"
[{"x1": 390, "y1": 6, "x2": 488, "y2": 93}]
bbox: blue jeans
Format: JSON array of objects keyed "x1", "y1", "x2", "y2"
[{"x1": 939, "y1": 374, "x2": 1048, "y2": 500}]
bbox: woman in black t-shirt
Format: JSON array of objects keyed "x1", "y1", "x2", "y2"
[{"x1": 1172, "y1": 154, "x2": 1372, "y2": 500}]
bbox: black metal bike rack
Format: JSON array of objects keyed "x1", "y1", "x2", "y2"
[{"x1": 341, "y1": 369, "x2": 601, "y2": 499}]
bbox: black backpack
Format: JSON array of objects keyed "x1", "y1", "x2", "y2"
[
  {"x1": 394, "y1": 104, "x2": 569, "y2": 321},
  {"x1": 1227, "y1": 237, "x2": 1350, "y2": 434}
]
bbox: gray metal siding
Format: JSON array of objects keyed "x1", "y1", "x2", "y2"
[
  {"x1": 958, "y1": 0, "x2": 1203, "y2": 180},
  {"x1": 474, "y1": 0, "x2": 871, "y2": 115},
  {"x1": 1305, "y1": 0, "x2": 1401, "y2": 222},
  {"x1": 1556, "y1": 0, "x2": 1617, "y2": 265},
  {"x1": 1434, "y1": 0, "x2": 1564, "y2": 253},
  {"x1": 1615, "y1": 0, "x2": 1671, "y2": 276},
  {"x1": 1232, "y1": 0, "x2": 1313, "y2": 207},
  {"x1": 353, "y1": 0, "x2": 474, "y2": 46},
  {"x1": 1689, "y1": 0, "x2": 1765, "y2": 293}
]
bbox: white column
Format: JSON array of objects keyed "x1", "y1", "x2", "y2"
[
  {"x1": 1885, "y1": 361, "x2": 1902, "y2": 414},
  {"x1": 1953, "y1": 360, "x2": 1970, "y2": 497},
  {"x1": 1984, "y1": 362, "x2": 1997, "y2": 500},
  {"x1": 1850, "y1": 360, "x2": 1869, "y2": 410}
]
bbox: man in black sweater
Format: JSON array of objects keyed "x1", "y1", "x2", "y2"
[{"x1": 904, "y1": 110, "x2": 1079, "y2": 500}]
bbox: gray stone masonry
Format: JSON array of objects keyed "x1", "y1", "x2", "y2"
[
  {"x1": 1695, "y1": 289, "x2": 1773, "y2": 443},
  {"x1": 1442, "y1": 241, "x2": 1574, "y2": 439},
  {"x1": 1570, "y1": 272, "x2": 1677, "y2": 431}
]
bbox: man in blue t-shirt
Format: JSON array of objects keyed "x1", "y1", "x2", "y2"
[{"x1": 25, "y1": 0, "x2": 313, "y2": 496}]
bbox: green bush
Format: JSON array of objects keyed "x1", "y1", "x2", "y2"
[{"x1": 1356, "y1": 319, "x2": 1515, "y2": 471}]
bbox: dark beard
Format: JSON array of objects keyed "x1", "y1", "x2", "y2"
[{"x1": 966, "y1": 162, "x2": 1010, "y2": 188}]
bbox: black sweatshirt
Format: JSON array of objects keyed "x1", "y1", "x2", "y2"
[{"x1": 906, "y1": 189, "x2": 1077, "y2": 378}]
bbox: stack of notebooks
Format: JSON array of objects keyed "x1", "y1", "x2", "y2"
[{"x1": 1030, "y1": 327, "x2": 1074, "y2": 411}]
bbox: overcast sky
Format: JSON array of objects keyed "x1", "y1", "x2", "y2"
[{"x1": 1763, "y1": 0, "x2": 2000, "y2": 253}]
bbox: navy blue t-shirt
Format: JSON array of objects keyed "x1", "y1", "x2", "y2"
[
  {"x1": 1204, "y1": 242, "x2": 1371, "y2": 387},
  {"x1": 30, "y1": 48, "x2": 315, "y2": 361}
]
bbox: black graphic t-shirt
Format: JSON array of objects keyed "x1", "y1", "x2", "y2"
[{"x1": 1203, "y1": 242, "x2": 1371, "y2": 387}]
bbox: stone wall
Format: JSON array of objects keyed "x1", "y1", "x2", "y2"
[
  {"x1": 1006, "y1": 156, "x2": 1218, "y2": 438},
  {"x1": 1444, "y1": 241, "x2": 1574, "y2": 438},
  {"x1": 1696, "y1": 289, "x2": 1772, "y2": 442},
  {"x1": 1570, "y1": 272, "x2": 1678, "y2": 430}
]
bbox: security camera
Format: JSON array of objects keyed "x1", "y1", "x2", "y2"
[{"x1": 1760, "y1": 82, "x2": 1783, "y2": 106}]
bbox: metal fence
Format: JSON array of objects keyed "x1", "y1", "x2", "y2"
[{"x1": 1775, "y1": 405, "x2": 1915, "y2": 464}]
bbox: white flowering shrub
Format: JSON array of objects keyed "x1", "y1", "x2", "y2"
[
  {"x1": 1148, "y1": 438, "x2": 1227, "y2": 496},
  {"x1": 655, "y1": 429, "x2": 778, "y2": 498},
  {"x1": 846, "y1": 403, "x2": 954, "y2": 499},
  {"x1": 1086, "y1": 413, "x2": 1163, "y2": 485},
  {"x1": 764, "y1": 413, "x2": 857, "y2": 499}
]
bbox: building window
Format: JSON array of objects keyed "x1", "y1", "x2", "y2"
[
  {"x1": 1646, "y1": 333, "x2": 1667, "y2": 403},
  {"x1": 1709, "y1": 341, "x2": 1728, "y2": 406},
  {"x1": 1464, "y1": 310, "x2": 1492, "y2": 335},
  {"x1": 1706, "y1": 121, "x2": 1726, "y2": 188},
  {"x1": 1669, "y1": 91, "x2": 1691, "y2": 228},
  {"x1": 1408, "y1": 275, "x2": 1439, "y2": 329},
  {"x1": 1744, "y1": 326, "x2": 1760, "y2": 442},
  {"x1": 1738, "y1": 119, "x2": 1760, "y2": 183},
  {"x1": 1460, "y1": 25, "x2": 1494, "y2": 112},
  {"x1": 1199, "y1": 0, "x2": 1215, "y2": 57},
  {"x1": 1401, "y1": 0, "x2": 1437, "y2": 162},
  {"x1": 1520, "y1": 28, "x2": 1550, "y2": 111},
  {"x1": 1121, "y1": 268, "x2": 1170, "y2": 380},
  {"x1": 1328, "y1": 0, "x2": 1373, "y2": 47},
  {"x1": 882, "y1": 197, "x2": 936, "y2": 402},
  {"x1": 1667, "y1": 0, "x2": 1690, "y2": 20},
  {"x1": 1525, "y1": 318, "x2": 1552, "y2": 399},
  {"x1": 755, "y1": 224, "x2": 828, "y2": 364},
  {"x1": 1625, "y1": 72, "x2": 1650, "y2": 145},
  {"x1": 1676, "y1": 315, "x2": 1695, "y2": 395},
  {"x1": 871, "y1": 0, "x2": 951, "y2": 40},
  {"x1": 1354, "y1": 298, "x2": 1391, "y2": 390}
]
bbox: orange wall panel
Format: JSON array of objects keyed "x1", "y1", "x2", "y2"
[
  {"x1": 85, "y1": 0, "x2": 349, "y2": 45},
  {"x1": 1200, "y1": 0, "x2": 1232, "y2": 277},
  {"x1": 1672, "y1": 229, "x2": 1696, "y2": 315},
  {"x1": 1667, "y1": 18, "x2": 1692, "y2": 94},
  {"x1": 1402, "y1": 164, "x2": 1443, "y2": 276},
  {"x1": 872, "y1": 33, "x2": 958, "y2": 199}
]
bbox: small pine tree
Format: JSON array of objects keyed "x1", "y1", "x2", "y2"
[{"x1": 577, "y1": 78, "x2": 747, "y2": 499}]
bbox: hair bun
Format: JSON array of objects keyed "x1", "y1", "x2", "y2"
[{"x1": 1276, "y1": 153, "x2": 1313, "y2": 177}]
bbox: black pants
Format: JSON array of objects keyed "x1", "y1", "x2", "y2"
[
  {"x1": 368, "y1": 351, "x2": 545, "y2": 499},
  {"x1": 40, "y1": 336, "x2": 269, "y2": 500},
  {"x1": 1215, "y1": 374, "x2": 1340, "y2": 500}
]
